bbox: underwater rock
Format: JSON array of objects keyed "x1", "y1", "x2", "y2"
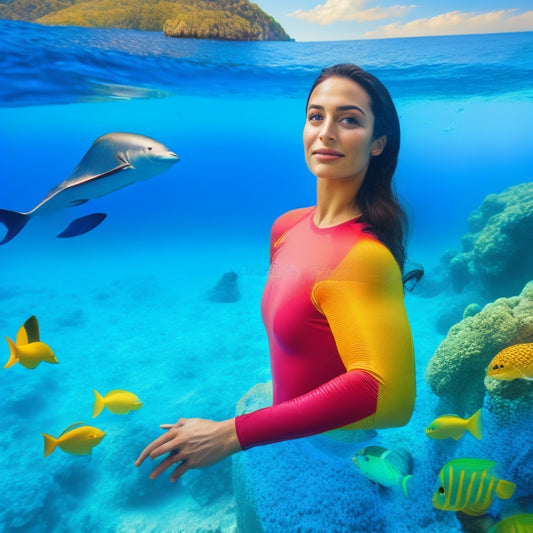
[
  {"x1": 435, "y1": 298, "x2": 474, "y2": 336},
  {"x1": 445, "y1": 182, "x2": 533, "y2": 298},
  {"x1": 232, "y1": 383, "x2": 386, "y2": 532},
  {"x1": 411, "y1": 250, "x2": 455, "y2": 298},
  {"x1": 207, "y1": 271, "x2": 241, "y2": 303},
  {"x1": 426, "y1": 281, "x2": 533, "y2": 418}
]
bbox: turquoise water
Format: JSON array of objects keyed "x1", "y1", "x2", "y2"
[{"x1": 0, "y1": 21, "x2": 532, "y2": 532}]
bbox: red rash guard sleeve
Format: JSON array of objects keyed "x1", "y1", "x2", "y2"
[{"x1": 235, "y1": 370, "x2": 379, "y2": 448}]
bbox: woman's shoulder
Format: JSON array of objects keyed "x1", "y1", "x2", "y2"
[
  {"x1": 268, "y1": 207, "x2": 314, "y2": 254},
  {"x1": 343, "y1": 234, "x2": 401, "y2": 281},
  {"x1": 271, "y1": 207, "x2": 314, "y2": 235}
]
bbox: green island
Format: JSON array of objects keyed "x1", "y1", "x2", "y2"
[{"x1": 0, "y1": 0, "x2": 293, "y2": 40}]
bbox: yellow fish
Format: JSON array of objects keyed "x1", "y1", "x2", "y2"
[
  {"x1": 43, "y1": 422, "x2": 105, "y2": 457},
  {"x1": 487, "y1": 343, "x2": 533, "y2": 381},
  {"x1": 4, "y1": 315, "x2": 58, "y2": 369},
  {"x1": 425, "y1": 409, "x2": 482, "y2": 440},
  {"x1": 92, "y1": 389, "x2": 143, "y2": 417},
  {"x1": 433, "y1": 458, "x2": 516, "y2": 516},
  {"x1": 487, "y1": 513, "x2": 533, "y2": 533}
]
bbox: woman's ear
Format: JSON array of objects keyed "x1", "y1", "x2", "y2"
[{"x1": 371, "y1": 135, "x2": 387, "y2": 156}]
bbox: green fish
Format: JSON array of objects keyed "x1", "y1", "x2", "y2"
[
  {"x1": 353, "y1": 446, "x2": 413, "y2": 497},
  {"x1": 487, "y1": 513, "x2": 533, "y2": 533},
  {"x1": 433, "y1": 458, "x2": 516, "y2": 516}
]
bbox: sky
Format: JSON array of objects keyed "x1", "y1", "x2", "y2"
[{"x1": 255, "y1": 0, "x2": 533, "y2": 41}]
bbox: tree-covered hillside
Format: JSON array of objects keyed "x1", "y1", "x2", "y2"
[{"x1": 0, "y1": 0, "x2": 292, "y2": 40}]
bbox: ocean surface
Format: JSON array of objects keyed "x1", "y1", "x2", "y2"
[{"x1": 0, "y1": 20, "x2": 532, "y2": 532}]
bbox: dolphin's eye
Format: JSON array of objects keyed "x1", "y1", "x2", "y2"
[{"x1": 148, "y1": 147, "x2": 152, "y2": 151}]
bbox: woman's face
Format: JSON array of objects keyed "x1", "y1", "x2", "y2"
[{"x1": 303, "y1": 76, "x2": 385, "y2": 183}]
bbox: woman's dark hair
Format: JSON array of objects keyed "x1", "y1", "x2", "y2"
[{"x1": 308, "y1": 63, "x2": 420, "y2": 284}]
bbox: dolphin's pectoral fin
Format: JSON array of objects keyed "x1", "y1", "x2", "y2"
[
  {"x1": 57, "y1": 213, "x2": 107, "y2": 239},
  {"x1": 0, "y1": 209, "x2": 31, "y2": 245}
]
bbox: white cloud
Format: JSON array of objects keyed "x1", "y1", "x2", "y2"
[
  {"x1": 288, "y1": 0, "x2": 415, "y2": 25},
  {"x1": 364, "y1": 9, "x2": 533, "y2": 38}
]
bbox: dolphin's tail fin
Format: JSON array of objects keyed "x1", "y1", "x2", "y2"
[{"x1": 0, "y1": 209, "x2": 30, "y2": 245}]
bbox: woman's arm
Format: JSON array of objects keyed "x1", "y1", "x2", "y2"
[{"x1": 235, "y1": 369, "x2": 379, "y2": 449}]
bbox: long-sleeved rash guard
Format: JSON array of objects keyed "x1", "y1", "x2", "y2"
[{"x1": 235, "y1": 207, "x2": 415, "y2": 450}]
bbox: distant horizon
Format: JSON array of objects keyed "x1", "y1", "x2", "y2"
[
  {"x1": 289, "y1": 28, "x2": 533, "y2": 43},
  {"x1": 256, "y1": 1, "x2": 533, "y2": 42}
]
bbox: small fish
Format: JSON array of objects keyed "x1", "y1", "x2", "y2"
[
  {"x1": 92, "y1": 389, "x2": 143, "y2": 417},
  {"x1": 353, "y1": 445, "x2": 413, "y2": 497},
  {"x1": 425, "y1": 409, "x2": 482, "y2": 440},
  {"x1": 487, "y1": 343, "x2": 533, "y2": 381},
  {"x1": 0, "y1": 132, "x2": 180, "y2": 244},
  {"x1": 433, "y1": 458, "x2": 516, "y2": 516},
  {"x1": 4, "y1": 315, "x2": 58, "y2": 369},
  {"x1": 43, "y1": 422, "x2": 105, "y2": 457},
  {"x1": 487, "y1": 513, "x2": 533, "y2": 533}
]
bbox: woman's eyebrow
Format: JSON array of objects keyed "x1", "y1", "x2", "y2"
[{"x1": 307, "y1": 104, "x2": 366, "y2": 116}]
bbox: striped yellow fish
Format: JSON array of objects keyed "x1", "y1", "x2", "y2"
[
  {"x1": 487, "y1": 343, "x2": 533, "y2": 381},
  {"x1": 488, "y1": 513, "x2": 533, "y2": 533},
  {"x1": 433, "y1": 458, "x2": 516, "y2": 516}
]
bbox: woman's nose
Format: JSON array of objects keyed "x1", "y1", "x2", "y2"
[{"x1": 319, "y1": 119, "x2": 336, "y2": 142}]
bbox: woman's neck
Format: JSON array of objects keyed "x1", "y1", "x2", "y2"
[{"x1": 314, "y1": 178, "x2": 362, "y2": 228}]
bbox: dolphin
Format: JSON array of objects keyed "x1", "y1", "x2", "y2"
[{"x1": 0, "y1": 132, "x2": 180, "y2": 244}]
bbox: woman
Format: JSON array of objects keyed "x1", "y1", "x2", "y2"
[{"x1": 135, "y1": 63, "x2": 416, "y2": 482}]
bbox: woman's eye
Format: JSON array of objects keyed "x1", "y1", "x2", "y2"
[
  {"x1": 308, "y1": 113, "x2": 322, "y2": 122},
  {"x1": 340, "y1": 116, "x2": 359, "y2": 126}
]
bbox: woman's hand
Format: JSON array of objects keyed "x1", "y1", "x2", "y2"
[{"x1": 134, "y1": 417, "x2": 242, "y2": 482}]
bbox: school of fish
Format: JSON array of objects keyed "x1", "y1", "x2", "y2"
[{"x1": 4, "y1": 315, "x2": 142, "y2": 457}]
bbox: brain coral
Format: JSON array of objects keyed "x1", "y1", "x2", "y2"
[
  {"x1": 447, "y1": 181, "x2": 533, "y2": 298},
  {"x1": 426, "y1": 281, "x2": 533, "y2": 417}
]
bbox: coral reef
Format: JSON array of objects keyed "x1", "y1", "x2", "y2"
[
  {"x1": 426, "y1": 281, "x2": 533, "y2": 418},
  {"x1": 446, "y1": 182, "x2": 533, "y2": 298}
]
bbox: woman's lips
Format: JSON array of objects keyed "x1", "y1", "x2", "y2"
[{"x1": 313, "y1": 148, "x2": 344, "y2": 161}]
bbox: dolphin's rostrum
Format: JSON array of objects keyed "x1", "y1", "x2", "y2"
[{"x1": 0, "y1": 132, "x2": 180, "y2": 244}]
